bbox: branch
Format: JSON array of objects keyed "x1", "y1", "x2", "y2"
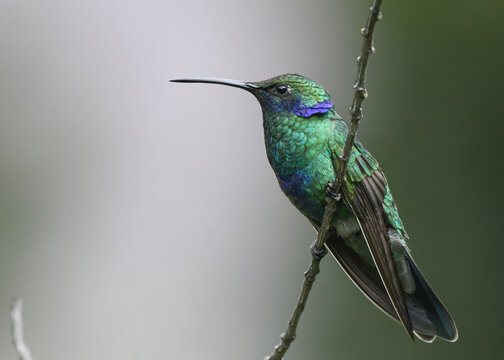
[
  {"x1": 265, "y1": 1, "x2": 383, "y2": 359},
  {"x1": 264, "y1": 253, "x2": 322, "y2": 360},
  {"x1": 10, "y1": 298, "x2": 34, "y2": 360},
  {"x1": 332, "y1": 0, "x2": 383, "y2": 197}
]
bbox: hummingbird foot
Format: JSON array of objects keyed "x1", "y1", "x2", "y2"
[
  {"x1": 310, "y1": 240, "x2": 328, "y2": 260},
  {"x1": 326, "y1": 182, "x2": 342, "y2": 201}
]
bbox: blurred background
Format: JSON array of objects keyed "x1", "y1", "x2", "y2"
[{"x1": 1, "y1": 0, "x2": 503, "y2": 359}]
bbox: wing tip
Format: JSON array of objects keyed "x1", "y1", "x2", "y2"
[{"x1": 414, "y1": 327, "x2": 459, "y2": 343}]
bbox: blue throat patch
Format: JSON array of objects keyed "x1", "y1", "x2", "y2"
[
  {"x1": 295, "y1": 100, "x2": 333, "y2": 117},
  {"x1": 256, "y1": 91, "x2": 333, "y2": 118}
]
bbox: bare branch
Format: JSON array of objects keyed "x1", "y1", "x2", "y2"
[
  {"x1": 265, "y1": 259, "x2": 322, "y2": 360},
  {"x1": 331, "y1": 0, "x2": 383, "y2": 197},
  {"x1": 10, "y1": 298, "x2": 33, "y2": 360},
  {"x1": 265, "y1": 1, "x2": 383, "y2": 359}
]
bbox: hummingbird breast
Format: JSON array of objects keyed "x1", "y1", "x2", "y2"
[{"x1": 263, "y1": 114, "x2": 336, "y2": 221}]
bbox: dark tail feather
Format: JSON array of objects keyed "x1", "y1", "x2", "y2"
[
  {"x1": 325, "y1": 233, "x2": 458, "y2": 342},
  {"x1": 405, "y1": 253, "x2": 458, "y2": 342}
]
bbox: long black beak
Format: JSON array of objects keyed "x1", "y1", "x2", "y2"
[{"x1": 170, "y1": 77, "x2": 260, "y2": 92}]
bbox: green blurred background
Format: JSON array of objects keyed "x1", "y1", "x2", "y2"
[{"x1": 1, "y1": 0, "x2": 502, "y2": 359}]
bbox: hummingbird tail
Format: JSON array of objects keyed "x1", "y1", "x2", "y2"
[
  {"x1": 405, "y1": 252, "x2": 459, "y2": 342},
  {"x1": 326, "y1": 235, "x2": 458, "y2": 342}
]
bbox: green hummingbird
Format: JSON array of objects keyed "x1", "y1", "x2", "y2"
[{"x1": 170, "y1": 74, "x2": 458, "y2": 342}]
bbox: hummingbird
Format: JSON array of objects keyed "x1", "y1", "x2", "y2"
[{"x1": 170, "y1": 74, "x2": 458, "y2": 342}]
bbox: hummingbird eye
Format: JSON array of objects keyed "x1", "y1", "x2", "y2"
[{"x1": 274, "y1": 84, "x2": 290, "y2": 96}]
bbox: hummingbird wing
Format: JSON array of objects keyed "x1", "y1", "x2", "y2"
[
  {"x1": 326, "y1": 134, "x2": 416, "y2": 340},
  {"x1": 324, "y1": 136, "x2": 457, "y2": 341},
  {"x1": 343, "y1": 169, "x2": 414, "y2": 341}
]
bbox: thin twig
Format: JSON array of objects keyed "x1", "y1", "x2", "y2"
[
  {"x1": 265, "y1": 1, "x2": 383, "y2": 359},
  {"x1": 10, "y1": 298, "x2": 34, "y2": 360},
  {"x1": 331, "y1": 0, "x2": 383, "y2": 199},
  {"x1": 264, "y1": 257, "x2": 323, "y2": 360}
]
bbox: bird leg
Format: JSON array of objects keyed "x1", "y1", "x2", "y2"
[
  {"x1": 310, "y1": 240, "x2": 328, "y2": 260},
  {"x1": 326, "y1": 182, "x2": 342, "y2": 201}
]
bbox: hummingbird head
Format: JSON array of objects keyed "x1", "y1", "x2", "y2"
[
  {"x1": 249, "y1": 74, "x2": 334, "y2": 118},
  {"x1": 171, "y1": 74, "x2": 334, "y2": 119}
]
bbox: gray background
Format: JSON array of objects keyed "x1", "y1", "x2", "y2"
[{"x1": 1, "y1": 0, "x2": 502, "y2": 359}]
